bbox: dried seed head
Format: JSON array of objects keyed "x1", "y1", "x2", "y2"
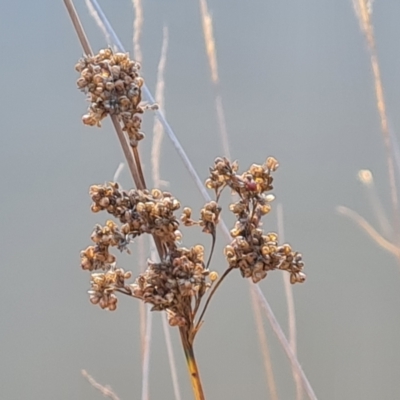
[{"x1": 75, "y1": 49, "x2": 155, "y2": 143}]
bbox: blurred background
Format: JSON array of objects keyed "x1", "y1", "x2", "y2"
[{"x1": 1, "y1": 0, "x2": 400, "y2": 399}]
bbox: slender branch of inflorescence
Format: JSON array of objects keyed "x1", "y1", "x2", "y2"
[{"x1": 193, "y1": 267, "x2": 233, "y2": 338}]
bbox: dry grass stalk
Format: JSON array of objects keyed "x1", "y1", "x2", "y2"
[
  {"x1": 132, "y1": 0, "x2": 143, "y2": 63},
  {"x1": 152, "y1": 26, "x2": 169, "y2": 188},
  {"x1": 250, "y1": 288, "x2": 279, "y2": 400},
  {"x1": 337, "y1": 205, "x2": 400, "y2": 257},
  {"x1": 162, "y1": 313, "x2": 183, "y2": 400},
  {"x1": 253, "y1": 286, "x2": 318, "y2": 400},
  {"x1": 352, "y1": 0, "x2": 400, "y2": 236},
  {"x1": 198, "y1": 0, "x2": 231, "y2": 159},
  {"x1": 81, "y1": 370, "x2": 120, "y2": 400},
  {"x1": 141, "y1": 276, "x2": 153, "y2": 400},
  {"x1": 357, "y1": 170, "x2": 393, "y2": 239},
  {"x1": 85, "y1": 0, "x2": 112, "y2": 48},
  {"x1": 277, "y1": 203, "x2": 302, "y2": 400}
]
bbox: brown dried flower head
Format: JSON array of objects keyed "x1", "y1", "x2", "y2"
[
  {"x1": 76, "y1": 48, "x2": 150, "y2": 146},
  {"x1": 81, "y1": 181, "x2": 218, "y2": 318},
  {"x1": 130, "y1": 245, "x2": 215, "y2": 326},
  {"x1": 206, "y1": 157, "x2": 306, "y2": 284}
]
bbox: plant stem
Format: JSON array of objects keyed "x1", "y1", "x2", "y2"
[
  {"x1": 194, "y1": 267, "x2": 233, "y2": 335},
  {"x1": 179, "y1": 328, "x2": 205, "y2": 400}
]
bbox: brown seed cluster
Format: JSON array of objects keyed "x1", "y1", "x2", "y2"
[
  {"x1": 81, "y1": 182, "x2": 217, "y2": 317},
  {"x1": 181, "y1": 201, "x2": 221, "y2": 234},
  {"x1": 75, "y1": 48, "x2": 148, "y2": 146},
  {"x1": 81, "y1": 220, "x2": 128, "y2": 271},
  {"x1": 206, "y1": 156, "x2": 278, "y2": 199},
  {"x1": 89, "y1": 183, "x2": 181, "y2": 247},
  {"x1": 225, "y1": 232, "x2": 305, "y2": 284},
  {"x1": 131, "y1": 245, "x2": 215, "y2": 326},
  {"x1": 206, "y1": 157, "x2": 306, "y2": 284},
  {"x1": 89, "y1": 267, "x2": 132, "y2": 311}
]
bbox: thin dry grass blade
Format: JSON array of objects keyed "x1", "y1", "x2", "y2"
[
  {"x1": 198, "y1": 0, "x2": 218, "y2": 84},
  {"x1": 357, "y1": 169, "x2": 393, "y2": 239},
  {"x1": 337, "y1": 205, "x2": 400, "y2": 257},
  {"x1": 79, "y1": 2, "x2": 317, "y2": 397},
  {"x1": 277, "y1": 203, "x2": 302, "y2": 400},
  {"x1": 214, "y1": 95, "x2": 230, "y2": 159},
  {"x1": 250, "y1": 288, "x2": 279, "y2": 400},
  {"x1": 84, "y1": 0, "x2": 113, "y2": 48},
  {"x1": 253, "y1": 285, "x2": 318, "y2": 400},
  {"x1": 141, "y1": 305, "x2": 152, "y2": 400},
  {"x1": 198, "y1": 0, "x2": 231, "y2": 159},
  {"x1": 113, "y1": 163, "x2": 125, "y2": 182},
  {"x1": 352, "y1": 0, "x2": 400, "y2": 236},
  {"x1": 152, "y1": 26, "x2": 169, "y2": 187},
  {"x1": 81, "y1": 370, "x2": 120, "y2": 400},
  {"x1": 137, "y1": 235, "x2": 147, "y2": 361},
  {"x1": 162, "y1": 313, "x2": 183, "y2": 400},
  {"x1": 132, "y1": 0, "x2": 143, "y2": 63}
]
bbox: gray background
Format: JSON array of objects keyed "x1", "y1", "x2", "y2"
[{"x1": 1, "y1": 0, "x2": 400, "y2": 399}]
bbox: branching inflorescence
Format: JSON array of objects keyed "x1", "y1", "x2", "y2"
[
  {"x1": 76, "y1": 47, "x2": 306, "y2": 399},
  {"x1": 78, "y1": 48, "x2": 306, "y2": 322}
]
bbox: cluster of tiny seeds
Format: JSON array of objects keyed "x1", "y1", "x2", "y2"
[
  {"x1": 206, "y1": 156, "x2": 279, "y2": 199},
  {"x1": 130, "y1": 245, "x2": 217, "y2": 326},
  {"x1": 199, "y1": 201, "x2": 221, "y2": 234},
  {"x1": 81, "y1": 220, "x2": 128, "y2": 271},
  {"x1": 224, "y1": 231, "x2": 305, "y2": 284},
  {"x1": 205, "y1": 157, "x2": 239, "y2": 194},
  {"x1": 88, "y1": 267, "x2": 132, "y2": 311},
  {"x1": 76, "y1": 48, "x2": 150, "y2": 146},
  {"x1": 89, "y1": 183, "x2": 181, "y2": 247},
  {"x1": 181, "y1": 201, "x2": 221, "y2": 234},
  {"x1": 206, "y1": 157, "x2": 305, "y2": 284},
  {"x1": 82, "y1": 183, "x2": 219, "y2": 316}
]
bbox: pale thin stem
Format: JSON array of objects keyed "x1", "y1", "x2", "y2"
[
  {"x1": 277, "y1": 203, "x2": 302, "y2": 400},
  {"x1": 214, "y1": 95, "x2": 231, "y2": 159},
  {"x1": 194, "y1": 267, "x2": 233, "y2": 335},
  {"x1": 337, "y1": 205, "x2": 400, "y2": 258},
  {"x1": 358, "y1": 170, "x2": 393, "y2": 240},
  {"x1": 81, "y1": 370, "x2": 120, "y2": 400},
  {"x1": 132, "y1": 0, "x2": 143, "y2": 63},
  {"x1": 84, "y1": 0, "x2": 113, "y2": 48},
  {"x1": 152, "y1": 26, "x2": 169, "y2": 187},
  {"x1": 162, "y1": 313, "x2": 183, "y2": 400},
  {"x1": 352, "y1": 0, "x2": 400, "y2": 239},
  {"x1": 141, "y1": 306, "x2": 153, "y2": 400},
  {"x1": 137, "y1": 235, "x2": 147, "y2": 362},
  {"x1": 64, "y1": 0, "x2": 92, "y2": 55},
  {"x1": 198, "y1": 0, "x2": 231, "y2": 159},
  {"x1": 249, "y1": 289, "x2": 279, "y2": 400},
  {"x1": 252, "y1": 285, "x2": 318, "y2": 400},
  {"x1": 113, "y1": 162, "x2": 125, "y2": 182}
]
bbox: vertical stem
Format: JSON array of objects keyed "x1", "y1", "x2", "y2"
[
  {"x1": 64, "y1": 0, "x2": 93, "y2": 55},
  {"x1": 179, "y1": 328, "x2": 205, "y2": 400}
]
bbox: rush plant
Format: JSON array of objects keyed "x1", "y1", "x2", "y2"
[{"x1": 74, "y1": 47, "x2": 306, "y2": 399}]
